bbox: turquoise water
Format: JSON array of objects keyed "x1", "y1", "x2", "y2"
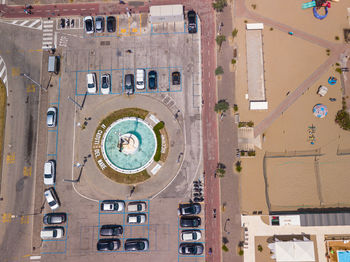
[
  {"x1": 338, "y1": 251, "x2": 350, "y2": 262},
  {"x1": 104, "y1": 119, "x2": 156, "y2": 172}
]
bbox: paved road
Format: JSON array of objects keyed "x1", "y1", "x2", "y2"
[{"x1": 0, "y1": 22, "x2": 42, "y2": 260}]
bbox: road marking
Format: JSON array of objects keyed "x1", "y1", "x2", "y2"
[
  {"x1": 28, "y1": 19, "x2": 41, "y2": 27},
  {"x1": 30, "y1": 256, "x2": 41, "y2": 260},
  {"x1": 2, "y1": 213, "x2": 12, "y2": 223},
  {"x1": 1, "y1": 19, "x2": 42, "y2": 30},
  {"x1": 0, "y1": 66, "x2": 5, "y2": 78},
  {"x1": 42, "y1": 19, "x2": 54, "y2": 50},
  {"x1": 21, "y1": 215, "x2": 29, "y2": 224},
  {"x1": 19, "y1": 21, "x2": 29, "y2": 26},
  {"x1": 6, "y1": 153, "x2": 15, "y2": 164},
  {"x1": 11, "y1": 20, "x2": 18, "y2": 24}
]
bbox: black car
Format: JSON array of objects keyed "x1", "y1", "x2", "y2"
[
  {"x1": 172, "y1": 71, "x2": 181, "y2": 85},
  {"x1": 178, "y1": 203, "x2": 201, "y2": 216},
  {"x1": 187, "y1": 10, "x2": 197, "y2": 34},
  {"x1": 125, "y1": 74, "x2": 135, "y2": 95},
  {"x1": 100, "y1": 225, "x2": 123, "y2": 236},
  {"x1": 43, "y1": 213, "x2": 67, "y2": 225},
  {"x1": 179, "y1": 243, "x2": 204, "y2": 255},
  {"x1": 148, "y1": 70, "x2": 157, "y2": 89},
  {"x1": 60, "y1": 18, "x2": 65, "y2": 29},
  {"x1": 97, "y1": 238, "x2": 121, "y2": 251},
  {"x1": 124, "y1": 239, "x2": 149, "y2": 251},
  {"x1": 107, "y1": 16, "x2": 116, "y2": 32},
  {"x1": 180, "y1": 216, "x2": 201, "y2": 227}
]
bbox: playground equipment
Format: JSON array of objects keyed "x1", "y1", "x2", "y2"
[
  {"x1": 307, "y1": 125, "x2": 316, "y2": 145},
  {"x1": 328, "y1": 76, "x2": 337, "y2": 85},
  {"x1": 313, "y1": 104, "x2": 328, "y2": 118},
  {"x1": 317, "y1": 85, "x2": 328, "y2": 96},
  {"x1": 302, "y1": 0, "x2": 334, "y2": 20}
]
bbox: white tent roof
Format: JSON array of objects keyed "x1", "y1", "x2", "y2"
[{"x1": 275, "y1": 241, "x2": 315, "y2": 262}]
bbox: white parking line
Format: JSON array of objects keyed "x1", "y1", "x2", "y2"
[
  {"x1": 43, "y1": 37, "x2": 53, "y2": 41},
  {"x1": 43, "y1": 20, "x2": 53, "y2": 24},
  {"x1": 0, "y1": 66, "x2": 6, "y2": 78},
  {"x1": 43, "y1": 24, "x2": 53, "y2": 28},
  {"x1": 28, "y1": 19, "x2": 41, "y2": 27},
  {"x1": 3, "y1": 75, "x2": 7, "y2": 84},
  {"x1": 43, "y1": 29, "x2": 52, "y2": 32},
  {"x1": 43, "y1": 33, "x2": 52, "y2": 36},
  {"x1": 20, "y1": 21, "x2": 29, "y2": 26},
  {"x1": 11, "y1": 20, "x2": 18, "y2": 24}
]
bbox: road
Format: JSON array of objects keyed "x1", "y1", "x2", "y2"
[{"x1": 0, "y1": 22, "x2": 42, "y2": 260}]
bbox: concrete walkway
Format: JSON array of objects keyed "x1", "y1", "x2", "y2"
[{"x1": 241, "y1": 215, "x2": 350, "y2": 262}]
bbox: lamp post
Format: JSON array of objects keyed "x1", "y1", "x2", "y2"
[{"x1": 20, "y1": 73, "x2": 46, "y2": 91}]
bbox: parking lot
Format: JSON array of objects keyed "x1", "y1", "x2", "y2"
[{"x1": 37, "y1": 12, "x2": 204, "y2": 262}]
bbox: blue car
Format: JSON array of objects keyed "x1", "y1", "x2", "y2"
[{"x1": 148, "y1": 70, "x2": 157, "y2": 89}]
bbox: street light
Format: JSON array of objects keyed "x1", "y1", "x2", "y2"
[{"x1": 20, "y1": 73, "x2": 46, "y2": 91}]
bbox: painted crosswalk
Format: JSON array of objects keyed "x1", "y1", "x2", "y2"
[
  {"x1": 0, "y1": 19, "x2": 42, "y2": 30},
  {"x1": 0, "y1": 56, "x2": 8, "y2": 95},
  {"x1": 42, "y1": 20, "x2": 54, "y2": 50}
]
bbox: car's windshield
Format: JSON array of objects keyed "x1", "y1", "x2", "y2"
[
  {"x1": 88, "y1": 83, "x2": 95, "y2": 88},
  {"x1": 48, "y1": 200, "x2": 56, "y2": 207}
]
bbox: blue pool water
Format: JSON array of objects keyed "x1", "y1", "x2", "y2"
[
  {"x1": 103, "y1": 118, "x2": 156, "y2": 173},
  {"x1": 338, "y1": 251, "x2": 350, "y2": 262}
]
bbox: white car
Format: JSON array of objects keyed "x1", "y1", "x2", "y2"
[
  {"x1": 84, "y1": 16, "x2": 94, "y2": 34},
  {"x1": 136, "y1": 69, "x2": 145, "y2": 90},
  {"x1": 127, "y1": 213, "x2": 146, "y2": 224},
  {"x1": 44, "y1": 187, "x2": 60, "y2": 210},
  {"x1": 100, "y1": 200, "x2": 125, "y2": 211},
  {"x1": 46, "y1": 107, "x2": 57, "y2": 127},
  {"x1": 127, "y1": 201, "x2": 147, "y2": 212},
  {"x1": 101, "y1": 73, "x2": 111, "y2": 94},
  {"x1": 181, "y1": 230, "x2": 202, "y2": 241},
  {"x1": 40, "y1": 226, "x2": 64, "y2": 239},
  {"x1": 44, "y1": 160, "x2": 55, "y2": 185},
  {"x1": 86, "y1": 73, "x2": 97, "y2": 94}
]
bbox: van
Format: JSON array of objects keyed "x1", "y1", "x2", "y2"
[
  {"x1": 48, "y1": 56, "x2": 60, "y2": 74},
  {"x1": 136, "y1": 69, "x2": 145, "y2": 90},
  {"x1": 40, "y1": 226, "x2": 64, "y2": 239}
]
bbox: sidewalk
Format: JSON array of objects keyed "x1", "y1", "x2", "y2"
[{"x1": 216, "y1": 2, "x2": 243, "y2": 262}]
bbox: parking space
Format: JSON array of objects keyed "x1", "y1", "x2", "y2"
[
  {"x1": 151, "y1": 21, "x2": 186, "y2": 35},
  {"x1": 117, "y1": 14, "x2": 142, "y2": 37},
  {"x1": 56, "y1": 17, "x2": 83, "y2": 30}
]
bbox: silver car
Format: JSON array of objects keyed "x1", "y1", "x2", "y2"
[{"x1": 46, "y1": 107, "x2": 57, "y2": 127}]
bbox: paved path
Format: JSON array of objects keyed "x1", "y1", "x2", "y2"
[
  {"x1": 232, "y1": 0, "x2": 349, "y2": 138},
  {"x1": 242, "y1": 215, "x2": 350, "y2": 262}
]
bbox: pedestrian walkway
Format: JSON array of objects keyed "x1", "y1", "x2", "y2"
[
  {"x1": 0, "y1": 18, "x2": 42, "y2": 30},
  {"x1": 42, "y1": 19, "x2": 54, "y2": 50},
  {"x1": 0, "y1": 56, "x2": 8, "y2": 93}
]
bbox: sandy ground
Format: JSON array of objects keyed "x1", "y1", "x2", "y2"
[
  {"x1": 235, "y1": 0, "x2": 350, "y2": 213},
  {"x1": 245, "y1": 0, "x2": 349, "y2": 43}
]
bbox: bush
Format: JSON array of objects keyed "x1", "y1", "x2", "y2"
[
  {"x1": 153, "y1": 121, "x2": 165, "y2": 161},
  {"x1": 251, "y1": 4, "x2": 256, "y2": 9},
  {"x1": 215, "y1": 66, "x2": 224, "y2": 76},
  {"x1": 214, "y1": 100, "x2": 229, "y2": 113},
  {"x1": 335, "y1": 36, "x2": 340, "y2": 41},
  {"x1": 217, "y1": 168, "x2": 226, "y2": 177},
  {"x1": 270, "y1": 27, "x2": 274, "y2": 31},
  {"x1": 212, "y1": 0, "x2": 227, "y2": 12},
  {"x1": 238, "y1": 122, "x2": 245, "y2": 128},
  {"x1": 240, "y1": 151, "x2": 245, "y2": 156},
  {"x1": 236, "y1": 161, "x2": 242, "y2": 172},
  {"x1": 335, "y1": 109, "x2": 350, "y2": 130},
  {"x1": 232, "y1": 28, "x2": 238, "y2": 38},
  {"x1": 248, "y1": 151, "x2": 256, "y2": 156},
  {"x1": 233, "y1": 104, "x2": 238, "y2": 112},
  {"x1": 335, "y1": 68, "x2": 342, "y2": 74},
  {"x1": 247, "y1": 121, "x2": 254, "y2": 127},
  {"x1": 238, "y1": 249, "x2": 244, "y2": 256},
  {"x1": 216, "y1": 35, "x2": 226, "y2": 48},
  {"x1": 258, "y1": 244, "x2": 263, "y2": 252},
  {"x1": 231, "y1": 59, "x2": 236, "y2": 65},
  {"x1": 222, "y1": 244, "x2": 229, "y2": 252}
]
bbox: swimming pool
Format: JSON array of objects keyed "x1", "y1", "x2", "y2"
[{"x1": 338, "y1": 251, "x2": 350, "y2": 262}]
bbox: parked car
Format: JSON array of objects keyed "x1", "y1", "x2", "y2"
[
  {"x1": 84, "y1": 16, "x2": 94, "y2": 34},
  {"x1": 86, "y1": 73, "x2": 97, "y2": 94},
  {"x1": 127, "y1": 201, "x2": 147, "y2": 212},
  {"x1": 125, "y1": 74, "x2": 134, "y2": 94},
  {"x1": 100, "y1": 200, "x2": 125, "y2": 212},
  {"x1": 60, "y1": 18, "x2": 65, "y2": 29},
  {"x1": 43, "y1": 160, "x2": 55, "y2": 185},
  {"x1": 179, "y1": 243, "x2": 204, "y2": 255},
  {"x1": 97, "y1": 239, "x2": 121, "y2": 251},
  {"x1": 127, "y1": 213, "x2": 146, "y2": 224},
  {"x1": 107, "y1": 16, "x2": 116, "y2": 32},
  {"x1": 43, "y1": 213, "x2": 66, "y2": 225},
  {"x1": 124, "y1": 239, "x2": 149, "y2": 251},
  {"x1": 181, "y1": 230, "x2": 202, "y2": 241},
  {"x1": 187, "y1": 10, "x2": 197, "y2": 34},
  {"x1": 148, "y1": 70, "x2": 157, "y2": 89},
  {"x1": 40, "y1": 226, "x2": 64, "y2": 239},
  {"x1": 101, "y1": 73, "x2": 111, "y2": 94},
  {"x1": 46, "y1": 107, "x2": 57, "y2": 127},
  {"x1": 95, "y1": 16, "x2": 104, "y2": 33},
  {"x1": 100, "y1": 225, "x2": 123, "y2": 236},
  {"x1": 178, "y1": 203, "x2": 201, "y2": 215},
  {"x1": 44, "y1": 187, "x2": 60, "y2": 210},
  {"x1": 172, "y1": 71, "x2": 181, "y2": 85},
  {"x1": 180, "y1": 216, "x2": 201, "y2": 227},
  {"x1": 136, "y1": 69, "x2": 145, "y2": 90}
]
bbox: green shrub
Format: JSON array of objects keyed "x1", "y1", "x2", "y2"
[
  {"x1": 232, "y1": 28, "x2": 238, "y2": 38},
  {"x1": 215, "y1": 100, "x2": 229, "y2": 113},
  {"x1": 231, "y1": 59, "x2": 237, "y2": 65},
  {"x1": 248, "y1": 151, "x2": 256, "y2": 156},
  {"x1": 238, "y1": 122, "x2": 245, "y2": 128},
  {"x1": 238, "y1": 249, "x2": 244, "y2": 256},
  {"x1": 153, "y1": 121, "x2": 165, "y2": 161},
  {"x1": 335, "y1": 68, "x2": 342, "y2": 74},
  {"x1": 233, "y1": 104, "x2": 238, "y2": 112},
  {"x1": 222, "y1": 244, "x2": 229, "y2": 252},
  {"x1": 335, "y1": 36, "x2": 340, "y2": 41},
  {"x1": 247, "y1": 121, "x2": 254, "y2": 127},
  {"x1": 240, "y1": 151, "x2": 245, "y2": 156},
  {"x1": 212, "y1": 0, "x2": 227, "y2": 12},
  {"x1": 335, "y1": 109, "x2": 350, "y2": 131},
  {"x1": 258, "y1": 244, "x2": 263, "y2": 252},
  {"x1": 216, "y1": 35, "x2": 226, "y2": 48},
  {"x1": 215, "y1": 66, "x2": 224, "y2": 76}
]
